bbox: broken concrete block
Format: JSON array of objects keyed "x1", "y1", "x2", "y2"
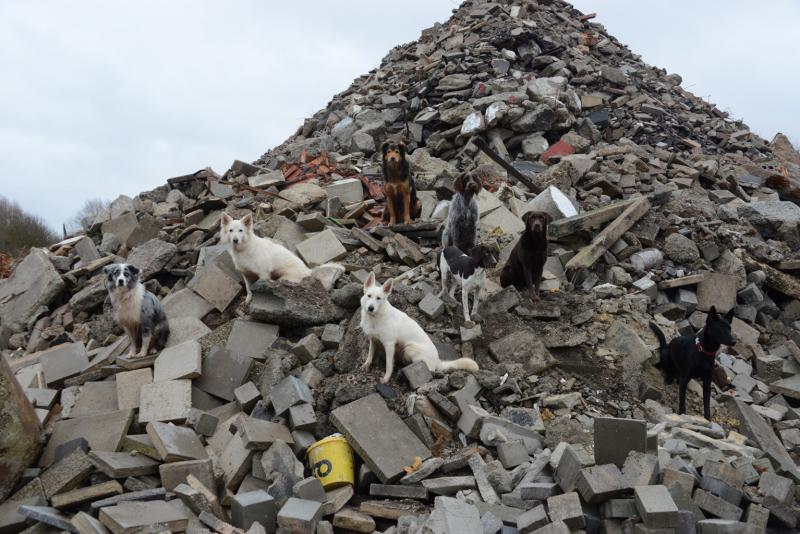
[
  {"x1": 527, "y1": 185, "x2": 578, "y2": 221},
  {"x1": 424, "y1": 496, "x2": 482, "y2": 534},
  {"x1": 68, "y1": 381, "x2": 119, "y2": 419},
  {"x1": 292, "y1": 334, "x2": 323, "y2": 364},
  {"x1": 99, "y1": 501, "x2": 188, "y2": 534},
  {"x1": 0, "y1": 357, "x2": 41, "y2": 500},
  {"x1": 331, "y1": 393, "x2": 431, "y2": 483},
  {"x1": 418, "y1": 292, "x2": 445, "y2": 319},
  {"x1": 594, "y1": 417, "x2": 647, "y2": 467},
  {"x1": 51, "y1": 480, "x2": 123, "y2": 509},
  {"x1": 18, "y1": 505, "x2": 76, "y2": 532},
  {"x1": 603, "y1": 322, "x2": 652, "y2": 364},
  {"x1": 153, "y1": 340, "x2": 202, "y2": 382},
  {"x1": 40, "y1": 410, "x2": 133, "y2": 467},
  {"x1": 89, "y1": 451, "x2": 159, "y2": 478},
  {"x1": 277, "y1": 498, "x2": 323, "y2": 533},
  {"x1": 115, "y1": 368, "x2": 152, "y2": 410},
  {"x1": 402, "y1": 360, "x2": 433, "y2": 389},
  {"x1": 296, "y1": 229, "x2": 347, "y2": 267},
  {"x1": 194, "y1": 347, "x2": 254, "y2": 402},
  {"x1": 234, "y1": 382, "x2": 261, "y2": 412},
  {"x1": 158, "y1": 458, "x2": 215, "y2": 492},
  {"x1": 0, "y1": 248, "x2": 65, "y2": 330},
  {"x1": 187, "y1": 260, "x2": 241, "y2": 312},
  {"x1": 138, "y1": 379, "x2": 192, "y2": 423},
  {"x1": 497, "y1": 440, "x2": 529, "y2": 469},
  {"x1": 547, "y1": 492, "x2": 585, "y2": 529},
  {"x1": 146, "y1": 421, "x2": 207, "y2": 462},
  {"x1": 219, "y1": 432, "x2": 255, "y2": 490},
  {"x1": 162, "y1": 288, "x2": 214, "y2": 321},
  {"x1": 260, "y1": 440, "x2": 304, "y2": 506},
  {"x1": 576, "y1": 464, "x2": 626, "y2": 504},
  {"x1": 293, "y1": 477, "x2": 326, "y2": 502},
  {"x1": 185, "y1": 408, "x2": 218, "y2": 437},
  {"x1": 270, "y1": 375, "x2": 313, "y2": 416},
  {"x1": 226, "y1": 320, "x2": 278, "y2": 360},
  {"x1": 39, "y1": 342, "x2": 90, "y2": 385},
  {"x1": 516, "y1": 504, "x2": 549, "y2": 533},
  {"x1": 333, "y1": 507, "x2": 376, "y2": 533},
  {"x1": 288, "y1": 403, "x2": 317, "y2": 432},
  {"x1": 321, "y1": 324, "x2": 344, "y2": 349},
  {"x1": 693, "y1": 488, "x2": 743, "y2": 521},
  {"x1": 323, "y1": 178, "x2": 363, "y2": 204},
  {"x1": 231, "y1": 490, "x2": 276, "y2": 532},
  {"x1": 237, "y1": 415, "x2": 294, "y2": 450},
  {"x1": 0, "y1": 496, "x2": 46, "y2": 533},
  {"x1": 697, "y1": 273, "x2": 737, "y2": 313},
  {"x1": 635, "y1": 485, "x2": 680, "y2": 528}
]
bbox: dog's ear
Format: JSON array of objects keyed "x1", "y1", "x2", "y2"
[
  {"x1": 453, "y1": 173, "x2": 466, "y2": 194},
  {"x1": 724, "y1": 308, "x2": 735, "y2": 321},
  {"x1": 242, "y1": 213, "x2": 253, "y2": 229},
  {"x1": 103, "y1": 265, "x2": 114, "y2": 276},
  {"x1": 398, "y1": 141, "x2": 407, "y2": 156},
  {"x1": 221, "y1": 212, "x2": 232, "y2": 226},
  {"x1": 364, "y1": 271, "x2": 375, "y2": 289},
  {"x1": 543, "y1": 212, "x2": 553, "y2": 225},
  {"x1": 382, "y1": 277, "x2": 394, "y2": 296},
  {"x1": 708, "y1": 305, "x2": 718, "y2": 318},
  {"x1": 522, "y1": 211, "x2": 535, "y2": 225},
  {"x1": 381, "y1": 141, "x2": 390, "y2": 156},
  {"x1": 128, "y1": 265, "x2": 140, "y2": 277}
]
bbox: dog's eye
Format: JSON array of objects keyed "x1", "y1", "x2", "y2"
[
  {"x1": 229, "y1": 229, "x2": 232, "y2": 232},
  {"x1": 377, "y1": 297, "x2": 381, "y2": 300}
]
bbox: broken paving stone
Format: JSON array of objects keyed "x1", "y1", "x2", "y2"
[
  {"x1": 331, "y1": 393, "x2": 431, "y2": 483},
  {"x1": 115, "y1": 368, "x2": 152, "y2": 410},
  {"x1": 418, "y1": 292, "x2": 445, "y2": 319},
  {"x1": 234, "y1": 381, "x2": 261, "y2": 412},
  {"x1": 576, "y1": 464, "x2": 626, "y2": 504},
  {"x1": 231, "y1": 490, "x2": 276, "y2": 532},
  {"x1": 153, "y1": 340, "x2": 202, "y2": 382},
  {"x1": 89, "y1": 451, "x2": 159, "y2": 478},
  {"x1": 288, "y1": 403, "x2": 317, "y2": 432},
  {"x1": 40, "y1": 410, "x2": 134, "y2": 467},
  {"x1": 146, "y1": 421, "x2": 207, "y2": 462},
  {"x1": 296, "y1": 229, "x2": 347, "y2": 267},
  {"x1": 39, "y1": 342, "x2": 90, "y2": 386},
  {"x1": 18, "y1": 505, "x2": 77, "y2": 533},
  {"x1": 237, "y1": 415, "x2": 294, "y2": 450},
  {"x1": 138, "y1": 379, "x2": 192, "y2": 423},
  {"x1": 270, "y1": 375, "x2": 313, "y2": 415},
  {"x1": 292, "y1": 333, "x2": 323, "y2": 365},
  {"x1": 277, "y1": 498, "x2": 323, "y2": 534},
  {"x1": 0, "y1": 248, "x2": 65, "y2": 329},
  {"x1": 50, "y1": 480, "x2": 123, "y2": 509},
  {"x1": 194, "y1": 347, "x2": 254, "y2": 402},
  {"x1": 402, "y1": 360, "x2": 433, "y2": 389},
  {"x1": 547, "y1": 492, "x2": 585, "y2": 529},
  {"x1": 603, "y1": 321, "x2": 652, "y2": 365},
  {"x1": 159, "y1": 458, "x2": 215, "y2": 492},
  {"x1": 489, "y1": 329, "x2": 555, "y2": 373},
  {"x1": 226, "y1": 320, "x2": 278, "y2": 360},
  {"x1": 99, "y1": 501, "x2": 188, "y2": 534},
  {"x1": 594, "y1": 417, "x2": 647, "y2": 467},
  {"x1": 187, "y1": 260, "x2": 241, "y2": 312}
]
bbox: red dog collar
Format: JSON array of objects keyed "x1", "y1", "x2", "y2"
[{"x1": 695, "y1": 337, "x2": 718, "y2": 357}]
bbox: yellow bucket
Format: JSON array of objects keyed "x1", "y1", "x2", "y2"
[{"x1": 306, "y1": 434, "x2": 355, "y2": 490}]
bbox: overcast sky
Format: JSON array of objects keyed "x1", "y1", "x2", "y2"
[{"x1": 2, "y1": 1, "x2": 798, "y2": 231}]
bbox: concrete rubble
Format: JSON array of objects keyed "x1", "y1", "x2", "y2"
[{"x1": 2, "y1": 0, "x2": 800, "y2": 532}]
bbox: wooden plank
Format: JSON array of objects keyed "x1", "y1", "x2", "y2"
[
  {"x1": 776, "y1": 260, "x2": 800, "y2": 271},
  {"x1": 657, "y1": 273, "x2": 707, "y2": 290},
  {"x1": 547, "y1": 198, "x2": 638, "y2": 239},
  {"x1": 565, "y1": 197, "x2": 650, "y2": 275},
  {"x1": 740, "y1": 255, "x2": 800, "y2": 301}
]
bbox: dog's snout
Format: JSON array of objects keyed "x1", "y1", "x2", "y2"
[
  {"x1": 117, "y1": 279, "x2": 125, "y2": 287},
  {"x1": 368, "y1": 305, "x2": 375, "y2": 312},
  {"x1": 232, "y1": 238, "x2": 239, "y2": 244}
]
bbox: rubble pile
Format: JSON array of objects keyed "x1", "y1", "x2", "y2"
[{"x1": 2, "y1": 0, "x2": 800, "y2": 533}]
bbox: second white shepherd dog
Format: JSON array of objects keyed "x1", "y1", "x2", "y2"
[
  {"x1": 360, "y1": 272, "x2": 479, "y2": 383},
  {"x1": 221, "y1": 212, "x2": 314, "y2": 303}
]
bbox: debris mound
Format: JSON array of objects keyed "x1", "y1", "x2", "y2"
[{"x1": 2, "y1": 0, "x2": 800, "y2": 532}]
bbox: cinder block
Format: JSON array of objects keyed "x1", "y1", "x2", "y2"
[{"x1": 231, "y1": 490, "x2": 276, "y2": 531}]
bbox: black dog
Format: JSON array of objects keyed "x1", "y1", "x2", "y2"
[
  {"x1": 441, "y1": 172, "x2": 482, "y2": 252},
  {"x1": 650, "y1": 306, "x2": 736, "y2": 420},
  {"x1": 500, "y1": 211, "x2": 551, "y2": 302}
]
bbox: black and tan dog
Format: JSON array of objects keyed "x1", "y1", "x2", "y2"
[
  {"x1": 500, "y1": 211, "x2": 552, "y2": 302},
  {"x1": 381, "y1": 140, "x2": 421, "y2": 225}
]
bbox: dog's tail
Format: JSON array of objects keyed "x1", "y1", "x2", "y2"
[
  {"x1": 439, "y1": 358, "x2": 479, "y2": 373},
  {"x1": 649, "y1": 321, "x2": 669, "y2": 371},
  {"x1": 154, "y1": 318, "x2": 171, "y2": 352}
]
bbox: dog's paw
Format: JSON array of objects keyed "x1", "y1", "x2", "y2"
[
  {"x1": 244, "y1": 294, "x2": 253, "y2": 305},
  {"x1": 380, "y1": 375, "x2": 391, "y2": 384},
  {"x1": 360, "y1": 361, "x2": 371, "y2": 371}
]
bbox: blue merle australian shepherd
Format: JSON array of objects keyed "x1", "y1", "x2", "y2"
[{"x1": 104, "y1": 263, "x2": 170, "y2": 357}]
